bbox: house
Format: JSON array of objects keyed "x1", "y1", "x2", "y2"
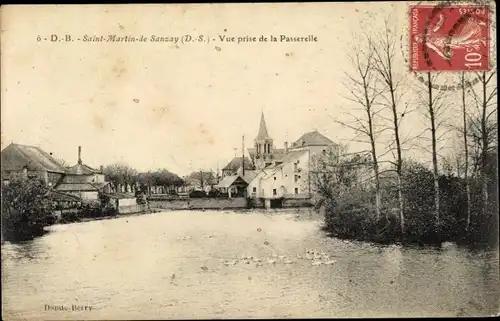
[
  {"x1": 216, "y1": 175, "x2": 249, "y2": 197},
  {"x1": 54, "y1": 146, "x2": 111, "y2": 202},
  {"x1": 1, "y1": 143, "x2": 67, "y2": 186},
  {"x1": 242, "y1": 112, "x2": 340, "y2": 201},
  {"x1": 247, "y1": 149, "x2": 310, "y2": 199}
]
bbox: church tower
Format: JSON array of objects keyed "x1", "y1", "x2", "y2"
[{"x1": 254, "y1": 112, "x2": 274, "y2": 168}]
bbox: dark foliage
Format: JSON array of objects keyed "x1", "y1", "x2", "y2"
[
  {"x1": 207, "y1": 189, "x2": 221, "y2": 198},
  {"x1": 1, "y1": 178, "x2": 55, "y2": 242},
  {"x1": 318, "y1": 157, "x2": 498, "y2": 248},
  {"x1": 189, "y1": 190, "x2": 206, "y2": 198}
]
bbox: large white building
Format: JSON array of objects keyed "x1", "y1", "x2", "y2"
[{"x1": 218, "y1": 112, "x2": 339, "y2": 201}]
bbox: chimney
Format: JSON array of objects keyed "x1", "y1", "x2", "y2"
[
  {"x1": 100, "y1": 165, "x2": 104, "y2": 173},
  {"x1": 284, "y1": 142, "x2": 288, "y2": 154},
  {"x1": 78, "y1": 146, "x2": 82, "y2": 165}
]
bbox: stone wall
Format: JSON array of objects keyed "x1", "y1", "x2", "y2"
[
  {"x1": 282, "y1": 198, "x2": 313, "y2": 208},
  {"x1": 118, "y1": 204, "x2": 146, "y2": 214},
  {"x1": 149, "y1": 197, "x2": 248, "y2": 210}
]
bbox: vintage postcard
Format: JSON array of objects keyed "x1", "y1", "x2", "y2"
[{"x1": 1, "y1": 2, "x2": 498, "y2": 319}]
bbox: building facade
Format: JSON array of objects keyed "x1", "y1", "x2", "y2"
[
  {"x1": 243, "y1": 113, "x2": 340, "y2": 199},
  {"x1": 54, "y1": 146, "x2": 111, "y2": 202},
  {"x1": 1, "y1": 143, "x2": 67, "y2": 186}
]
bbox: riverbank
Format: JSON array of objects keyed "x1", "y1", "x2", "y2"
[{"x1": 148, "y1": 197, "x2": 314, "y2": 210}]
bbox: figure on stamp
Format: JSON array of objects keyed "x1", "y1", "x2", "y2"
[{"x1": 414, "y1": 14, "x2": 488, "y2": 62}]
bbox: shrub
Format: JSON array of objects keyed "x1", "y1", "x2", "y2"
[
  {"x1": 1, "y1": 178, "x2": 55, "y2": 241},
  {"x1": 317, "y1": 157, "x2": 498, "y2": 247},
  {"x1": 207, "y1": 189, "x2": 221, "y2": 198},
  {"x1": 189, "y1": 190, "x2": 206, "y2": 198}
]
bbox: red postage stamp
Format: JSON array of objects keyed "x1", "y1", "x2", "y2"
[{"x1": 409, "y1": 5, "x2": 490, "y2": 71}]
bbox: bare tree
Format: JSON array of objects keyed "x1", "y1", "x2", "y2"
[
  {"x1": 103, "y1": 163, "x2": 138, "y2": 193},
  {"x1": 418, "y1": 72, "x2": 450, "y2": 227},
  {"x1": 469, "y1": 70, "x2": 498, "y2": 217},
  {"x1": 459, "y1": 72, "x2": 472, "y2": 231},
  {"x1": 338, "y1": 32, "x2": 384, "y2": 221},
  {"x1": 371, "y1": 20, "x2": 409, "y2": 236}
]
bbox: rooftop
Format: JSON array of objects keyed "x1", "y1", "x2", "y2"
[
  {"x1": 66, "y1": 163, "x2": 101, "y2": 175},
  {"x1": 291, "y1": 131, "x2": 335, "y2": 148},
  {"x1": 222, "y1": 156, "x2": 256, "y2": 171},
  {"x1": 1, "y1": 143, "x2": 66, "y2": 174}
]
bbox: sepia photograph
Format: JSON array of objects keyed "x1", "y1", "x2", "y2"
[{"x1": 1, "y1": 1, "x2": 498, "y2": 319}]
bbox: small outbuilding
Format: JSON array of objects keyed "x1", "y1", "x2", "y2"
[
  {"x1": 216, "y1": 175, "x2": 248, "y2": 198},
  {"x1": 104, "y1": 192, "x2": 140, "y2": 214}
]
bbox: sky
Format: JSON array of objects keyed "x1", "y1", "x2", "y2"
[{"x1": 1, "y1": 3, "x2": 496, "y2": 176}]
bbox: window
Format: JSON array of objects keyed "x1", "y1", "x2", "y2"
[
  {"x1": 295, "y1": 188, "x2": 299, "y2": 194},
  {"x1": 273, "y1": 189, "x2": 277, "y2": 196},
  {"x1": 294, "y1": 175, "x2": 299, "y2": 183},
  {"x1": 253, "y1": 187, "x2": 256, "y2": 192},
  {"x1": 274, "y1": 177, "x2": 276, "y2": 180},
  {"x1": 294, "y1": 163, "x2": 298, "y2": 172}
]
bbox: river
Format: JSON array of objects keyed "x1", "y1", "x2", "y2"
[{"x1": 2, "y1": 210, "x2": 498, "y2": 319}]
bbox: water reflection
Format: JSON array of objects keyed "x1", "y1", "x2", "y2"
[{"x1": 2, "y1": 210, "x2": 499, "y2": 319}]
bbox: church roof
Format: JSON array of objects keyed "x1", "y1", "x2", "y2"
[
  {"x1": 247, "y1": 148, "x2": 286, "y2": 162},
  {"x1": 255, "y1": 112, "x2": 271, "y2": 140},
  {"x1": 222, "y1": 156, "x2": 255, "y2": 171},
  {"x1": 291, "y1": 131, "x2": 335, "y2": 148}
]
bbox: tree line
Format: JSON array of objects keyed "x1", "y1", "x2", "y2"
[
  {"x1": 312, "y1": 16, "x2": 497, "y2": 247},
  {"x1": 101, "y1": 164, "x2": 184, "y2": 194}
]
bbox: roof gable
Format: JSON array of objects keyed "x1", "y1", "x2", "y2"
[
  {"x1": 1, "y1": 143, "x2": 66, "y2": 173},
  {"x1": 67, "y1": 163, "x2": 101, "y2": 175},
  {"x1": 222, "y1": 156, "x2": 255, "y2": 171},
  {"x1": 217, "y1": 175, "x2": 248, "y2": 188},
  {"x1": 291, "y1": 131, "x2": 334, "y2": 148}
]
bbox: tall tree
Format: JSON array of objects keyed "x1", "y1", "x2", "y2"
[
  {"x1": 185, "y1": 171, "x2": 215, "y2": 190},
  {"x1": 460, "y1": 72, "x2": 472, "y2": 231},
  {"x1": 418, "y1": 72, "x2": 450, "y2": 227},
  {"x1": 103, "y1": 163, "x2": 138, "y2": 193},
  {"x1": 371, "y1": 20, "x2": 409, "y2": 236},
  {"x1": 469, "y1": 71, "x2": 498, "y2": 218},
  {"x1": 339, "y1": 32, "x2": 384, "y2": 221}
]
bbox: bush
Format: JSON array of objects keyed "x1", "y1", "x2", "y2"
[
  {"x1": 1, "y1": 178, "x2": 55, "y2": 241},
  {"x1": 318, "y1": 157, "x2": 498, "y2": 247},
  {"x1": 189, "y1": 190, "x2": 206, "y2": 198},
  {"x1": 60, "y1": 211, "x2": 81, "y2": 224},
  {"x1": 207, "y1": 189, "x2": 221, "y2": 198},
  {"x1": 77, "y1": 201, "x2": 103, "y2": 218}
]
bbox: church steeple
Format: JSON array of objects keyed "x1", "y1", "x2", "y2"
[
  {"x1": 254, "y1": 112, "x2": 273, "y2": 159},
  {"x1": 256, "y1": 111, "x2": 271, "y2": 140}
]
